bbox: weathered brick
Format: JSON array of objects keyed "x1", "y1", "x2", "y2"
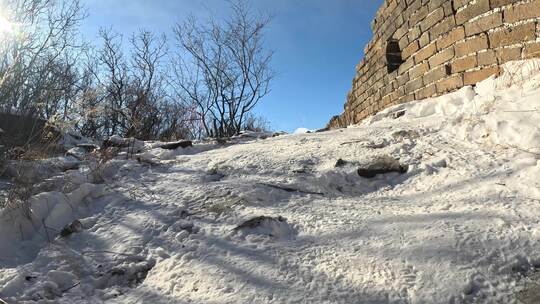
[
  {"x1": 408, "y1": 26, "x2": 422, "y2": 41},
  {"x1": 456, "y1": 0, "x2": 490, "y2": 25},
  {"x1": 463, "y1": 67, "x2": 500, "y2": 85},
  {"x1": 398, "y1": 58, "x2": 415, "y2": 75},
  {"x1": 455, "y1": 34, "x2": 489, "y2": 57},
  {"x1": 489, "y1": 22, "x2": 536, "y2": 48},
  {"x1": 430, "y1": 16, "x2": 456, "y2": 38},
  {"x1": 524, "y1": 42, "x2": 540, "y2": 58},
  {"x1": 429, "y1": 47, "x2": 455, "y2": 68},
  {"x1": 490, "y1": 0, "x2": 521, "y2": 9},
  {"x1": 398, "y1": 93, "x2": 416, "y2": 104},
  {"x1": 477, "y1": 50, "x2": 497, "y2": 65},
  {"x1": 381, "y1": 94, "x2": 392, "y2": 107},
  {"x1": 405, "y1": 77, "x2": 424, "y2": 92},
  {"x1": 399, "y1": 35, "x2": 410, "y2": 51},
  {"x1": 415, "y1": 83, "x2": 437, "y2": 99},
  {"x1": 496, "y1": 47, "x2": 522, "y2": 63},
  {"x1": 409, "y1": 61, "x2": 429, "y2": 79},
  {"x1": 453, "y1": 0, "x2": 470, "y2": 10},
  {"x1": 436, "y1": 26, "x2": 465, "y2": 50},
  {"x1": 436, "y1": 75, "x2": 464, "y2": 92},
  {"x1": 414, "y1": 43, "x2": 437, "y2": 62},
  {"x1": 332, "y1": 0, "x2": 540, "y2": 128},
  {"x1": 443, "y1": 1, "x2": 455, "y2": 16},
  {"x1": 451, "y1": 55, "x2": 477, "y2": 73},
  {"x1": 504, "y1": 0, "x2": 540, "y2": 23},
  {"x1": 464, "y1": 12, "x2": 503, "y2": 36},
  {"x1": 396, "y1": 73, "x2": 410, "y2": 86},
  {"x1": 424, "y1": 65, "x2": 449, "y2": 84},
  {"x1": 419, "y1": 32, "x2": 430, "y2": 47},
  {"x1": 409, "y1": 5, "x2": 429, "y2": 25},
  {"x1": 428, "y1": 0, "x2": 446, "y2": 11},
  {"x1": 394, "y1": 25, "x2": 409, "y2": 40},
  {"x1": 421, "y1": 7, "x2": 445, "y2": 32}
]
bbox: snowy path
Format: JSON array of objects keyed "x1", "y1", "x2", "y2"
[
  {"x1": 108, "y1": 126, "x2": 537, "y2": 303},
  {"x1": 2, "y1": 60, "x2": 540, "y2": 303}
]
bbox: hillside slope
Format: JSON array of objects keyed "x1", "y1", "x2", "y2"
[{"x1": 1, "y1": 60, "x2": 540, "y2": 303}]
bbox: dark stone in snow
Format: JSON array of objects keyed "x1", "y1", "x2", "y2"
[
  {"x1": 77, "y1": 143, "x2": 99, "y2": 152},
  {"x1": 357, "y1": 156, "x2": 408, "y2": 178},
  {"x1": 234, "y1": 216, "x2": 286, "y2": 231},
  {"x1": 393, "y1": 110, "x2": 406, "y2": 119},
  {"x1": 160, "y1": 140, "x2": 193, "y2": 150},
  {"x1": 335, "y1": 158, "x2": 348, "y2": 168},
  {"x1": 60, "y1": 220, "x2": 84, "y2": 237}
]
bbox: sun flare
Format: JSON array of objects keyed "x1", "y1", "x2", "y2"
[{"x1": 0, "y1": 10, "x2": 14, "y2": 36}]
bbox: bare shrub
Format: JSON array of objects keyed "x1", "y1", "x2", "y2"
[{"x1": 172, "y1": 0, "x2": 274, "y2": 138}]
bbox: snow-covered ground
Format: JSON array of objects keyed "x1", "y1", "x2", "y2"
[{"x1": 1, "y1": 59, "x2": 540, "y2": 303}]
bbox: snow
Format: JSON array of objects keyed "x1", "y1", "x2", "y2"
[
  {"x1": 1, "y1": 59, "x2": 540, "y2": 303},
  {"x1": 294, "y1": 128, "x2": 313, "y2": 134}
]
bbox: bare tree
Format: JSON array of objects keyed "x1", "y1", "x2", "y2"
[
  {"x1": 126, "y1": 30, "x2": 168, "y2": 139},
  {"x1": 0, "y1": 0, "x2": 273, "y2": 142},
  {"x1": 0, "y1": 0, "x2": 86, "y2": 118},
  {"x1": 81, "y1": 28, "x2": 192, "y2": 140},
  {"x1": 172, "y1": 1, "x2": 274, "y2": 138}
]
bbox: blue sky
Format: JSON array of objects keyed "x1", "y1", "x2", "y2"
[{"x1": 81, "y1": 0, "x2": 383, "y2": 132}]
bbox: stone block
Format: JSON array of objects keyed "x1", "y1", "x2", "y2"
[
  {"x1": 489, "y1": 22, "x2": 536, "y2": 48},
  {"x1": 429, "y1": 47, "x2": 455, "y2": 68},
  {"x1": 504, "y1": 0, "x2": 540, "y2": 23},
  {"x1": 524, "y1": 42, "x2": 540, "y2": 58},
  {"x1": 421, "y1": 7, "x2": 445, "y2": 32},
  {"x1": 409, "y1": 61, "x2": 429, "y2": 79},
  {"x1": 424, "y1": 65, "x2": 449, "y2": 84},
  {"x1": 415, "y1": 83, "x2": 437, "y2": 99},
  {"x1": 405, "y1": 76, "x2": 424, "y2": 92},
  {"x1": 414, "y1": 42, "x2": 437, "y2": 63},
  {"x1": 477, "y1": 50, "x2": 497, "y2": 65},
  {"x1": 437, "y1": 26, "x2": 465, "y2": 50},
  {"x1": 455, "y1": 34, "x2": 489, "y2": 57},
  {"x1": 451, "y1": 55, "x2": 477, "y2": 73},
  {"x1": 403, "y1": 40, "x2": 420, "y2": 60},
  {"x1": 496, "y1": 47, "x2": 523, "y2": 63},
  {"x1": 436, "y1": 74, "x2": 464, "y2": 92},
  {"x1": 464, "y1": 67, "x2": 500, "y2": 85},
  {"x1": 430, "y1": 15, "x2": 457, "y2": 38},
  {"x1": 456, "y1": 0, "x2": 490, "y2": 25},
  {"x1": 464, "y1": 12, "x2": 503, "y2": 36}
]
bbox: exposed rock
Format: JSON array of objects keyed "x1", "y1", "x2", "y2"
[
  {"x1": 67, "y1": 147, "x2": 90, "y2": 160},
  {"x1": 393, "y1": 110, "x2": 406, "y2": 119},
  {"x1": 233, "y1": 216, "x2": 298, "y2": 240},
  {"x1": 272, "y1": 131, "x2": 288, "y2": 137},
  {"x1": 76, "y1": 143, "x2": 99, "y2": 152},
  {"x1": 392, "y1": 129, "x2": 420, "y2": 140},
  {"x1": 106, "y1": 258, "x2": 156, "y2": 287},
  {"x1": 169, "y1": 219, "x2": 196, "y2": 233},
  {"x1": 3, "y1": 157, "x2": 80, "y2": 183},
  {"x1": 60, "y1": 220, "x2": 84, "y2": 237},
  {"x1": 335, "y1": 158, "x2": 348, "y2": 168},
  {"x1": 102, "y1": 136, "x2": 145, "y2": 153},
  {"x1": 357, "y1": 156, "x2": 408, "y2": 178},
  {"x1": 160, "y1": 140, "x2": 193, "y2": 150}
]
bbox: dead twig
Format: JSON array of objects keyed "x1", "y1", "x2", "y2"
[
  {"x1": 257, "y1": 183, "x2": 324, "y2": 196},
  {"x1": 61, "y1": 282, "x2": 80, "y2": 293}
]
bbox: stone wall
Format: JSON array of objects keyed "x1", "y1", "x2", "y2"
[{"x1": 329, "y1": 0, "x2": 540, "y2": 128}]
